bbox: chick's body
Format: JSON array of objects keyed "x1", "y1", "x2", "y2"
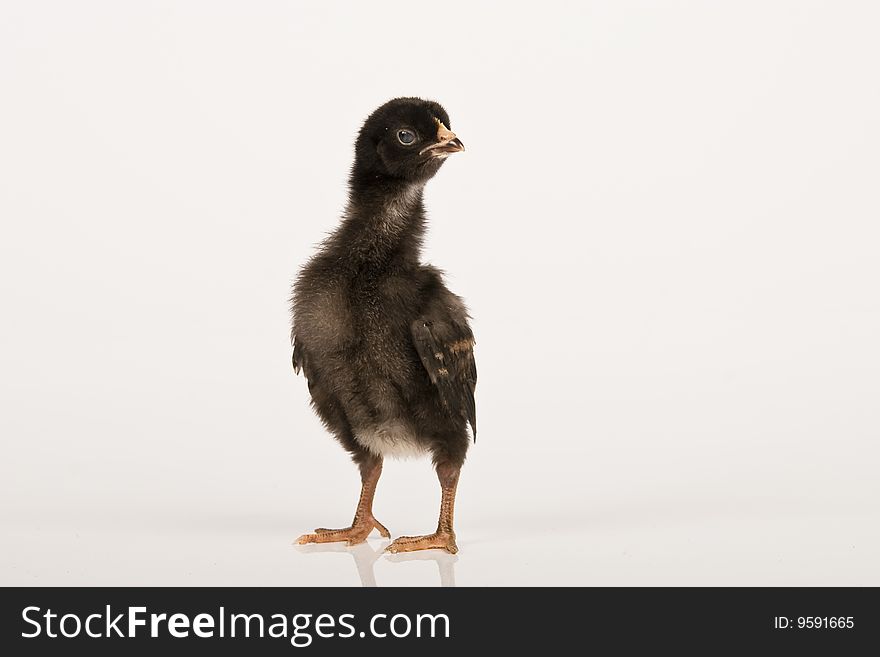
[
  {"x1": 291, "y1": 98, "x2": 475, "y2": 554},
  {"x1": 293, "y1": 226, "x2": 471, "y2": 463}
]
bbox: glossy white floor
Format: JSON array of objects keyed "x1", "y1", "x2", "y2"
[
  {"x1": 5, "y1": 492, "x2": 877, "y2": 587},
  {"x1": 4, "y1": 438, "x2": 877, "y2": 586}
]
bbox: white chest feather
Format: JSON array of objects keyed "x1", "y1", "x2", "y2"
[{"x1": 354, "y1": 420, "x2": 426, "y2": 459}]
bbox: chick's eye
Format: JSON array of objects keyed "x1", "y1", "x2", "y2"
[{"x1": 397, "y1": 129, "x2": 416, "y2": 145}]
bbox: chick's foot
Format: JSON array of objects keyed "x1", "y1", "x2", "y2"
[
  {"x1": 296, "y1": 517, "x2": 390, "y2": 547},
  {"x1": 385, "y1": 531, "x2": 458, "y2": 554}
]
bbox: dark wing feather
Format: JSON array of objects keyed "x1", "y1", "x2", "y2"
[
  {"x1": 292, "y1": 335, "x2": 305, "y2": 375},
  {"x1": 411, "y1": 318, "x2": 478, "y2": 441},
  {"x1": 292, "y1": 334, "x2": 319, "y2": 395}
]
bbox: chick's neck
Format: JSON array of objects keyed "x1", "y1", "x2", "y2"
[{"x1": 337, "y1": 178, "x2": 427, "y2": 272}]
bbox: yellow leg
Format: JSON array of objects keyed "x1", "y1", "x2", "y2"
[
  {"x1": 297, "y1": 459, "x2": 390, "y2": 546},
  {"x1": 386, "y1": 464, "x2": 459, "y2": 554}
]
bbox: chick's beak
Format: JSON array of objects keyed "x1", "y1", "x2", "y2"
[
  {"x1": 444, "y1": 137, "x2": 465, "y2": 152},
  {"x1": 421, "y1": 120, "x2": 465, "y2": 157}
]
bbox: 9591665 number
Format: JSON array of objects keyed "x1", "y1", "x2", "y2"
[{"x1": 773, "y1": 616, "x2": 854, "y2": 629}]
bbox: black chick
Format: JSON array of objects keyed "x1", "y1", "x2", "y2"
[{"x1": 291, "y1": 97, "x2": 475, "y2": 554}]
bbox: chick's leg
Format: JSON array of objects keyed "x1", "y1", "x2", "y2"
[
  {"x1": 296, "y1": 457, "x2": 390, "y2": 546},
  {"x1": 386, "y1": 463, "x2": 459, "y2": 554}
]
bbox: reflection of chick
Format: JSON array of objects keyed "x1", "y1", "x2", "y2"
[
  {"x1": 296, "y1": 542, "x2": 385, "y2": 587},
  {"x1": 292, "y1": 98, "x2": 475, "y2": 555},
  {"x1": 296, "y1": 542, "x2": 458, "y2": 587}
]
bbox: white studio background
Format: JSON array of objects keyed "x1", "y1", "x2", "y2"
[{"x1": 1, "y1": 1, "x2": 878, "y2": 586}]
